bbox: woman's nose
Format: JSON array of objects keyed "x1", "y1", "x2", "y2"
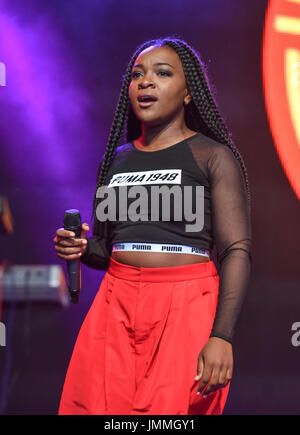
[
  {"x1": 138, "y1": 76, "x2": 155, "y2": 89},
  {"x1": 138, "y1": 81, "x2": 154, "y2": 89}
]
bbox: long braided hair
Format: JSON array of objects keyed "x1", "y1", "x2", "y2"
[{"x1": 92, "y1": 37, "x2": 251, "y2": 234}]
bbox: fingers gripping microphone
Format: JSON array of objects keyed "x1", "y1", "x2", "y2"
[{"x1": 64, "y1": 209, "x2": 82, "y2": 304}]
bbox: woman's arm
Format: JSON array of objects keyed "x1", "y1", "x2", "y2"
[
  {"x1": 80, "y1": 155, "x2": 112, "y2": 271},
  {"x1": 208, "y1": 144, "x2": 252, "y2": 344},
  {"x1": 195, "y1": 143, "x2": 251, "y2": 396},
  {"x1": 80, "y1": 233, "x2": 111, "y2": 270}
]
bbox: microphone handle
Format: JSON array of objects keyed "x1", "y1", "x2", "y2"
[{"x1": 66, "y1": 225, "x2": 82, "y2": 304}]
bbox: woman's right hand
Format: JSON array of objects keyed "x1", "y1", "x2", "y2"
[{"x1": 53, "y1": 223, "x2": 90, "y2": 261}]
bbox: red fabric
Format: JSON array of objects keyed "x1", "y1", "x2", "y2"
[{"x1": 58, "y1": 257, "x2": 230, "y2": 415}]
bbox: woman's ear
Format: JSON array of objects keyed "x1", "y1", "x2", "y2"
[{"x1": 184, "y1": 89, "x2": 192, "y2": 105}]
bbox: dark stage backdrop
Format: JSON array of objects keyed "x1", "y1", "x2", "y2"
[{"x1": 0, "y1": 0, "x2": 299, "y2": 415}]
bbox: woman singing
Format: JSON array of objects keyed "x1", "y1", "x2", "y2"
[{"x1": 54, "y1": 37, "x2": 252, "y2": 415}]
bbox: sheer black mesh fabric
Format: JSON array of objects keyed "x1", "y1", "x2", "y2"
[
  {"x1": 79, "y1": 233, "x2": 111, "y2": 270},
  {"x1": 80, "y1": 155, "x2": 112, "y2": 271},
  {"x1": 188, "y1": 134, "x2": 252, "y2": 343}
]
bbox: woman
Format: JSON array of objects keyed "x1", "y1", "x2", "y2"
[{"x1": 54, "y1": 37, "x2": 251, "y2": 415}]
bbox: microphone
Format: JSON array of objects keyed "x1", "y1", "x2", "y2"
[{"x1": 64, "y1": 209, "x2": 82, "y2": 304}]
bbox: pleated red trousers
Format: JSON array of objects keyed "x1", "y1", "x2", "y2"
[{"x1": 58, "y1": 256, "x2": 230, "y2": 415}]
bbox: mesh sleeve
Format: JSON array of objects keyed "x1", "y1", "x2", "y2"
[
  {"x1": 80, "y1": 233, "x2": 111, "y2": 270},
  {"x1": 80, "y1": 154, "x2": 112, "y2": 270},
  {"x1": 208, "y1": 145, "x2": 252, "y2": 344}
]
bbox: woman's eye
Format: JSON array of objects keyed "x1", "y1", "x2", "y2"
[
  {"x1": 131, "y1": 70, "x2": 172, "y2": 79},
  {"x1": 157, "y1": 70, "x2": 172, "y2": 77},
  {"x1": 131, "y1": 71, "x2": 142, "y2": 78}
]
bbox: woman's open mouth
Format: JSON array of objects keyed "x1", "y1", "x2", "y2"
[
  {"x1": 138, "y1": 100, "x2": 157, "y2": 108},
  {"x1": 137, "y1": 94, "x2": 158, "y2": 108}
]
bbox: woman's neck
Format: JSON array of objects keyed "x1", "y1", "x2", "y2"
[{"x1": 137, "y1": 123, "x2": 196, "y2": 150}]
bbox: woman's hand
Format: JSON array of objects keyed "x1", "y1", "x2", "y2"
[
  {"x1": 195, "y1": 336, "x2": 233, "y2": 397},
  {"x1": 53, "y1": 223, "x2": 90, "y2": 261}
]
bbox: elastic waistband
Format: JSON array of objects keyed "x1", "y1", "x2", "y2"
[
  {"x1": 107, "y1": 256, "x2": 218, "y2": 282},
  {"x1": 112, "y1": 242, "x2": 210, "y2": 257}
]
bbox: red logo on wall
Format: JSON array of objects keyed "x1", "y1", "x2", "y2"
[{"x1": 263, "y1": 0, "x2": 300, "y2": 200}]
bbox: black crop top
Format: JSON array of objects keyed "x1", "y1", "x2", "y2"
[{"x1": 80, "y1": 132, "x2": 252, "y2": 344}]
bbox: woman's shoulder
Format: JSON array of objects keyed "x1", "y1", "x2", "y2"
[
  {"x1": 114, "y1": 142, "x2": 134, "y2": 158},
  {"x1": 188, "y1": 133, "x2": 242, "y2": 183},
  {"x1": 187, "y1": 132, "x2": 232, "y2": 169},
  {"x1": 188, "y1": 131, "x2": 229, "y2": 153}
]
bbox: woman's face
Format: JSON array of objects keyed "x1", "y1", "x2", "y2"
[{"x1": 129, "y1": 45, "x2": 191, "y2": 128}]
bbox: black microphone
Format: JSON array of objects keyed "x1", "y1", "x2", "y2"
[{"x1": 64, "y1": 209, "x2": 82, "y2": 304}]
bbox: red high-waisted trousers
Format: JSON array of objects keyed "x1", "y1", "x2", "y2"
[{"x1": 58, "y1": 257, "x2": 230, "y2": 415}]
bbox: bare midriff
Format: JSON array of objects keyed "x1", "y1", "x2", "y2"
[{"x1": 111, "y1": 251, "x2": 210, "y2": 268}]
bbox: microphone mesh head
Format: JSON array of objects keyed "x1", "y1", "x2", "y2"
[{"x1": 64, "y1": 209, "x2": 82, "y2": 230}]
